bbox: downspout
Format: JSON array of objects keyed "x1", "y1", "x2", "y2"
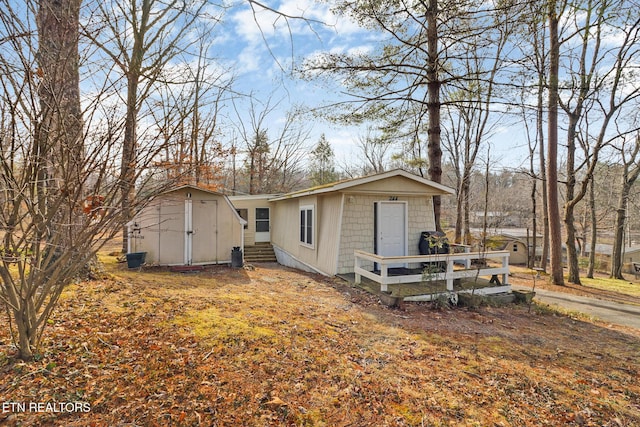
[
  {"x1": 215, "y1": 200, "x2": 219, "y2": 264},
  {"x1": 157, "y1": 204, "x2": 161, "y2": 264}
]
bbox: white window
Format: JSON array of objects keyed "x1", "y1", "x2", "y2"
[{"x1": 300, "y1": 205, "x2": 314, "y2": 246}]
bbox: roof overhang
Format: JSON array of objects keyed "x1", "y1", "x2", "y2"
[{"x1": 269, "y1": 169, "x2": 455, "y2": 202}]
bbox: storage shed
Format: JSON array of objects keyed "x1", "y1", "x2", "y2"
[{"x1": 127, "y1": 185, "x2": 246, "y2": 266}]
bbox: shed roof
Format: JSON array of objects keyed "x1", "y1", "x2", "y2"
[
  {"x1": 268, "y1": 169, "x2": 455, "y2": 201},
  {"x1": 158, "y1": 184, "x2": 225, "y2": 197},
  {"x1": 149, "y1": 184, "x2": 247, "y2": 226}
]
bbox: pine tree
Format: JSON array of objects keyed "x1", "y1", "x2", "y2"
[{"x1": 309, "y1": 134, "x2": 338, "y2": 186}]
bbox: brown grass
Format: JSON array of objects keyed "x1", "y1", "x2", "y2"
[{"x1": 1, "y1": 256, "x2": 639, "y2": 426}]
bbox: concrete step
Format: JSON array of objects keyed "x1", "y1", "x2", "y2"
[{"x1": 243, "y1": 244, "x2": 277, "y2": 263}]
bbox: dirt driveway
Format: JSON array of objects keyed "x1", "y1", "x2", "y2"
[{"x1": 512, "y1": 284, "x2": 640, "y2": 329}]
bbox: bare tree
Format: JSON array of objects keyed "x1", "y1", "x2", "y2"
[
  {"x1": 356, "y1": 127, "x2": 392, "y2": 174},
  {"x1": 84, "y1": 0, "x2": 210, "y2": 252},
  {"x1": 611, "y1": 134, "x2": 640, "y2": 278},
  {"x1": 551, "y1": 0, "x2": 640, "y2": 284},
  {"x1": 0, "y1": 0, "x2": 187, "y2": 360},
  {"x1": 514, "y1": 0, "x2": 549, "y2": 270},
  {"x1": 148, "y1": 33, "x2": 234, "y2": 190},
  {"x1": 304, "y1": 0, "x2": 536, "y2": 233},
  {"x1": 232, "y1": 93, "x2": 310, "y2": 194},
  {"x1": 442, "y1": 3, "x2": 514, "y2": 245},
  {"x1": 0, "y1": 0, "x2": 83, "y2": 361},
  {"x1": 546, "y1": 0, "x2": 565, "y2": 285}
]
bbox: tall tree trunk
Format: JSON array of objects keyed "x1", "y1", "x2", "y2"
[
  {"x1": 463, "y1": 181, "x2": 471, "y2": 245},
  {"x1": 455, "y1": 170, "x2": 471, "y2": 244},
  {"x1": 119, "y1": 0, "x2": 153, "y2": 253},
  {"x1": 538, "y1": 69, "x2": 549, "y2": 272},
  {"x1": 564, "y1": 113, "x2": 582, "y2": 284},
  {"x1": 32, "y1": 0, "x2": 82, "y2": 360},
  {"x1": 121, "y1": 72, "x2": 139, "y2": 253},
  {"x1": 611, "y1": 139, "x2": 640, "y2": 278},
  {"x1": 587, "y1": 177, "x2": 596, "y2": 278},
  {"x1": 454, "y1": 186, "x2": 463, "y2": 242},
  {"x1": 547, "y1": 0, "x2": 565, "y2": 285},
  {"x1": 612, "y1": 203, "x2": 627, "y2": 279},
  {"x1": 529, "y1": 147, "x2": 537, "y2": 269},
  {"x1": 426, "y1": 0, "x2": 442, "y2": 231}
]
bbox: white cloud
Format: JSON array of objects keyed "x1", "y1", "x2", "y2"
[{"x1": 230, "y1": 0, "x2": 368, "y2": 46}]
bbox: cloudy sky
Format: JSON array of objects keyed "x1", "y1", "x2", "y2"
[
  {"x1": 213, "y1": 0, "x2": 531, "y2": 171},
  {"x1": 217, "y1": 0, "x2": 374, "y2": 161}
]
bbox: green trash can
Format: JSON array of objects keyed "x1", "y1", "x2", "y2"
[{"x1": 126, "y1": 252, "x2": 146, "y2": 268}]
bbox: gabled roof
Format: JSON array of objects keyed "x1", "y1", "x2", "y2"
[
  {"x1": 269, "y1": 169, "x2": 455, "y2": 201},
  {"x1": 159, "y1": 184, "x2": 224, "y2": 197},
  {"x1": 584, "y1": 244, "x2": 640, "y2": 256},
  {"x1": 151, "y1": 184, "x2": 247, "y2": 225},
  {"x1": 471, "y1": 228, "x2": 543, "y2": 240}
]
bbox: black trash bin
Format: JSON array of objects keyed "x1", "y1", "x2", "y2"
[
  {"x1": 126, "y1": 252, "x2": 147, "y2": 268},
  {"x1": 231, "y1": 247, "x2": 243, "y2": 268}
]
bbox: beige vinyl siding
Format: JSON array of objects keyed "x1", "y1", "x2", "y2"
[
  {"x1": 628, "y1": 252, "x2": 640, "y2": 263},
  {"x1": 268, "y1": 170, "x2": 448, "y2": 276},
  {"x1": 317, "y1": 193, "x2": 343, "y2": 274},
  {"x1": 228, "y1": 195, "x2": 273, "y2": 245},
  {"x1": 345, "y1": 175, "x2": 445, "y2": 195},
  {"x1": 270, "y1": 198, "x2": 300, "y2": 255},
  {"x1": 157, "y1": 197, "x2": 184, "y2": 265},
  {"x1": 296, "y1": 196, "x2": 318, "y2": 267},
  {"x1": 269, "y1": 194, "x2": 343, "y2": 276},
  {"x1": 507, "y1": 241, "x2": 528, "y2": 265},
  {"x1": 407, "y1": 197, "x2": 436, "y2": 254},
  {"x1": 305, "y1": 194, "x2": 342, "y2": 275}
]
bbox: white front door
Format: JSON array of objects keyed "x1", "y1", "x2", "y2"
[
  {"x1": 255, "y1": 207, "x2": 270, "y2": 242},
  {"x1": 376, "y1": 202, "x2": 407, "y2": 268}
]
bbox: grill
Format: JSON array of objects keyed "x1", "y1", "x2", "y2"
[{"x1": 418, "y1": 231, "x2": 449, "y2": 272}]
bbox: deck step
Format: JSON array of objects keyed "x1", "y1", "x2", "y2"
[{"x1": 243, "y1": 244, "x2": 277, "y2": 263}]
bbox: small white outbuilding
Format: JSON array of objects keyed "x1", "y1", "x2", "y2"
[{"x1": 127, "y1": 185, "x2": 246, "y2": 266}]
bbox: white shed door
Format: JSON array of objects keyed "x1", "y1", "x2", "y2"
[
  {"x1": 376, "y1": 202, "x2": 407, "y2": 268},
  {"x1": 192, "y1": 200, "x2": 218, "y2": 264}
]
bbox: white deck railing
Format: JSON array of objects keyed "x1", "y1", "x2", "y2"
[{"x1": 354, "y1": 249, "x2": 510, "y2": 293}]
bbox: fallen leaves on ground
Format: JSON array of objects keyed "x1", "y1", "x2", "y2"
[{"x1": 1, "y1": 261, "x2": 639, "y2": 426}]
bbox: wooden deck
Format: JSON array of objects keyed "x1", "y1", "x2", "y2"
[
  {"x1": 339, "y1": 272, "x2": 511, "y2": 302},
  {"x1": 349, "y1": 249, "x2": 512, "y2": 302},
  {"x1": 355, "y1": 250, "x2": 509, "y2": 286}
]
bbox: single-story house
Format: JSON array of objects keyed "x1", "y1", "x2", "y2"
[
  {"x1": 127, "y1": 185, "x2": 246, "y2": 266},
  {"x1": 624, "y1": 246, "x2": 640, "y2": 264},
  {"x1": 127, "y1": 170, "x2": 455, "y2": 275},
  {"x1": 267, "y1": 169, "x2": 455, "y2": 276},
  {"x1": 470, "y1": 228, "x2": 542, "y2": 265},
  {"x1": 498, "y1": 237, "x2": 529, "y2": 265},
  {"x1": 582, "y1": 243, "x2": 640, "y2": 274},
  {"x1": 497, "y1": 232, "x2": 542, "y2": 265}
]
